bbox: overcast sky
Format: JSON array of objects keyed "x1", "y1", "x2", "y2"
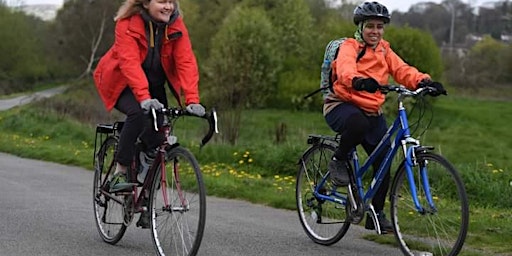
[{"x1": 15, "y1": 0, "x2": 489, "y2": 12}]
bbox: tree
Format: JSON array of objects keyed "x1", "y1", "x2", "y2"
[
  {"x1": 204, "y1": 6, "x2": 279, "y2": 144},
  {"x1": 182, "y1": 0, "x2": 243, "y2": 63},
  {"x1": 0, "y1": 3, "x2": 49, "y2": 93},
  {"x1": 385, "y1": 25, "x2": 444, "y2": 81},
  {"x1": 51, "y1": 0, "x2": 120, "y2": 77},
  {"x1": 464, "y1": 36, "x2": 507, "y2": 86},
  {"x1": 392, "y1": 0, "x2": 475, "y2": 46}
]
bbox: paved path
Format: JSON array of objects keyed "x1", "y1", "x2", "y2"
[
  {"x1": 0, "y1": 152, "x2": 403, "y2": 256},
  {"x1": 0, "y1": 86, "x2": 67, "y2": 111}
]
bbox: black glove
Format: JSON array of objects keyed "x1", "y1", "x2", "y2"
[
  {"x1": 418, "y1": 80, "x2": 447, "y2": 96},
  {"x1": 352, "y1": 77, "x2": 380, "y2": 93}
]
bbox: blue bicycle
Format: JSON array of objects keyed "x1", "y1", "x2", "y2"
[{"x1": 296, "y1": 85, "x2": 469, "y2": 256}]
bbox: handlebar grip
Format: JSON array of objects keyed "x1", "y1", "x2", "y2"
[{"x1": 200, "y1": 108, "x2": 218, "y2": 148}]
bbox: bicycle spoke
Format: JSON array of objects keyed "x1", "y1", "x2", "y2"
[
  {"x1": 150, "y1": 146, "x2": 205, "y2": 256},
  {"x1": 92, "y1": 136, "x2": 127, "y2": 244},
  {"x1": 296, "y1": 142, "x2": 351, "y2": 245},
  {"x1": 390, "y1": 153, "x2": 469, "y2": 256}
]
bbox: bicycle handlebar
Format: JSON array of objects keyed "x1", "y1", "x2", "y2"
[
  {"x1": 150, "y1": 107, "x2": 219, "y2": 148},
  {"x1": 379, "y1": 84, "x2": 441, "y2": 97}
]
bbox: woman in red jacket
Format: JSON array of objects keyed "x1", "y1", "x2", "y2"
[
  {"x1": 93, "y1": 0, "x2": 203, "y2": 227},
  {"x1": 323, "y1": 1, "x2": 446, "y2": 233}
]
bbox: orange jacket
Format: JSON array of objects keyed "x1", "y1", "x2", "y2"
[
  {"x1": 332, "y1": 38, "x2": 429, "y2": 113},
  {"x1": 93, "y1": 14, "x2": 199, "y2": 111}
]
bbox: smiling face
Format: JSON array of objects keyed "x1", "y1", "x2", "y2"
[
  {"x1": 362, "y1": 18, "x2": 385, "y2": 46},
  {"x1": 143, "y1": 0, "x2": 175, "y2": 23}
]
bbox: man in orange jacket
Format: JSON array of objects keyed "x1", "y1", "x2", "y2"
[{"x1": 323, "y1": 1, "x2": 446, "y2": 233}]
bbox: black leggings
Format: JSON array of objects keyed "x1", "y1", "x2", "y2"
[
  {"x1": 325, "y1": 103, "x2": 390, "y2": 212},
  {"x1": 114, "y1": 88, "x2": 164, "y2": 166}
]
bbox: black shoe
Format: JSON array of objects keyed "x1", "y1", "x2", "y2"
[
  {"x1": 328, "y1": 158, "x2": 350, "y2": 186},
  {"x1": 365, "y1": 212, "x2": 393, "y2": 234},
  {"x1": 136, "y1": 210, "x2": 150, "y2": 229}
]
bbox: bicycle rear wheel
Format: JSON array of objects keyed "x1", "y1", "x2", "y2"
[
  {"x1": 149, "y1": 146, "x2": 206, "y2": 256},
  {"x1": 296, "y1": 143, "x2": 350, "y2": 245},
  {"x1": 390, "y1": 152, "x2": 469, "y2": 256},
  {"x1": 92, "y1": 136, "x2": 127, "y2": 244}
]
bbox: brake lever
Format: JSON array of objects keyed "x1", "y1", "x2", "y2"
[{"x1": 152, "y1": 108, "x2": 158, "y2": 131}]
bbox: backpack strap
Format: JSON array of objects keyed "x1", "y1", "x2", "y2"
[
  {"x1": 356, "y1": 46, "x2": 366, "y2": 62},
  {"x1": 304, "y1": 39, "x2": 366, "y2": 99}
]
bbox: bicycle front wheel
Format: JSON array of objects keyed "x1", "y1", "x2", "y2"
[
  {"x1": 296, "y1": 142, "x2": 350, "y2": 245},
  {"x1": 92, "y1": 136, "x2": 127, "y2": 244},
  {"x1": 149, "y1": 146, "x2": 206, "y2": 256},
  {"x1": 390, "y1": 152, "x2": 469, "y2": 256}
]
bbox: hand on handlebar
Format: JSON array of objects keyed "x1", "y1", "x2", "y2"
[
  {"x1": 352, "y1": 77, "x2": 380, "y2": 93},
  {"x1": 140, "y1": 98, "x2": 164, "y2": 111},
  {"x1": 186, "y1": 103, "x2": 206, "y2": 117},
  {"x1": 418, "y1": 79, "x2": 447, "y2": 96}
]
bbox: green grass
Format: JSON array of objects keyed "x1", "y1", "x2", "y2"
[{"x1": 0, "y1": 91, "x2": 511, "y2": 255}]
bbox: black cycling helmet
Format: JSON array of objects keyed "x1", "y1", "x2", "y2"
[{"x1": 353, "y1": 1, "x2": 391, "y2": 25}]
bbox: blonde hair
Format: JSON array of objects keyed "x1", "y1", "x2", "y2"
[
  {"x1": 114, "y1": 0, "x2": 180, "y2": 21},
  {"x1": 114, "y1": 0, "x2": 149, "y2": 21}
]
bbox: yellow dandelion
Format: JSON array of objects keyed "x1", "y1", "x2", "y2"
[
  {"x1": 248, "y1": 158, "x2": 253, "y2": 163},
  {"x1": 233, "y1": 152, "x2": 238, "y2": 156},
  {"x1": 486, "y1": 163, "x2": 493, "y2": 167},
  {"x1": 274, "y1": 175, "x2": 280, "y2": 179},
  {"x1": 492, "y1": 170, "x2": 498, "y2": 174},
  {"x1": 239, "y1": 160, "x2": 244, "y2": 164}
]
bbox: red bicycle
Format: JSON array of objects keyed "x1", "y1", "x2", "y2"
[{"x1": 93, "y1": 107, "x2": 217, "y2": 256}]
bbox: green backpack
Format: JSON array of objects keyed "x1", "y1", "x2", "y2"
[{"x1": 305, "y1": 37, "x2": 366, "y2": 99}]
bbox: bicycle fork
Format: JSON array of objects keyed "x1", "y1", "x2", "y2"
[{"x1": 405, "y1": 146, "x2": 437, "y2": 214}]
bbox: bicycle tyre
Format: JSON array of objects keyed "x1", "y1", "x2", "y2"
[
  {"x1": 92, "y1": 136, "x2": 127, "y2": 244},
  {"x1": 149, "y1": 146, "x2": 206, "y2": 256},
  {"x1": 390, "y1": 152, "x2": 469, "y2": 256},
  {"x1": 296, "y1": 142, "x2": 350, "y2": 245}
]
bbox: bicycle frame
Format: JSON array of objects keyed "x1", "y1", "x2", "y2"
[
  {"x1": 312, "y1": 88, "x2": 436, "y2": 216},
  {"x1": 95, "y1": 117, "x2": 184, "y2": 214}
]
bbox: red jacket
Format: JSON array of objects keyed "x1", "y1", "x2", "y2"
[
  {"x1": 93, "y1": 14, "x2": 199, "y2": 111},
  {"x1": 332, "y1": 38, "x2": 429, "y2": 113}
]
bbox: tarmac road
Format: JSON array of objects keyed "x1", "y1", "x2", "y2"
[
  {"x1": 0, "y1": 152, "x2": 403, "y2": 256},
  {"x1": 0, "y1": 86, "x2": 67, "y2": 111}
]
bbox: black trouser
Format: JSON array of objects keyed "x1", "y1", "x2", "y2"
[
  {"x1": 325, "y1": 103, "x2": 390, "y2": 212},
  {"x1": 114, "y1": 88, "x2": 164, "y2": 166}
]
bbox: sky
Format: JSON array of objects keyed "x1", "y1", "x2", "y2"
[
  {"x1": 380, "y1": 0, "x2": 485, "y2": 12},
  {"x1": 14, "y1": 0, "x2": 489, "y2": 12}
]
